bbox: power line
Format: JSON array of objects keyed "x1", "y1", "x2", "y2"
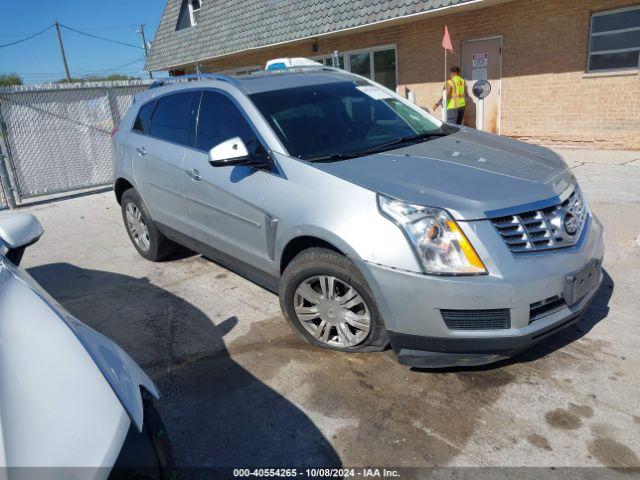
[
  {"x1": 60, "y1": 24, "x2": 140, "y2": 31},
  {"x1": 59, "y1": 23, "x2": 144, "y2": 50},
  {"x1": 1, "y1": 21, "x2": 150, "y2": 82},
  {"x1": 0, "y1": 24, "x2": 138, "y2": 37},
  {"x1": 0, "y1": 25, "x2": 54, "y2": 48}
]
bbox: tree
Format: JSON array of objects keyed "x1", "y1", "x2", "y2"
[
  {"x1": 0, "y1": 74, "x2": 23, "y2": 87},
  {"x1": 56, "y1": 74, "x2": 139, "y2": 84}
]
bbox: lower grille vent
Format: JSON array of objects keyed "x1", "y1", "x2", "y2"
[
  {"x1": 529, "y1": 295, "x2": 566, "y2": 323},
  {"x1": 440, "y1": 309, "x2": 511, "y2": 330}
]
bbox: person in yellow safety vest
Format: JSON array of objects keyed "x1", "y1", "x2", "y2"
[{"x1": 432, "y1": 66, "x2": 467, "y2": 125}]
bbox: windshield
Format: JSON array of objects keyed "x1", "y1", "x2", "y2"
[{"x1": 249, "y1": 81, "x2": 447, "y2": 160}]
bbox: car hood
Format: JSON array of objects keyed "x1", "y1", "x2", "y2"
[
  {"x1": 0, "y1": 257, "x2": 158, "y2": 469},
  {"x1": 311, "y1": 128, "x2": 575, "y2": 220}
]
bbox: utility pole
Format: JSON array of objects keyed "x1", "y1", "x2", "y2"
[
  {"x1": 138, "y1": 24, "x2": 153, "y2": 79},
  {"x1": 54, "y1": 22, "x2": 72, "y2": 82}
]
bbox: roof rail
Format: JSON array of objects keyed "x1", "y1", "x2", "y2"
[
  {"x1": 249, "y1": 65, "x2": 342, "y2": 76},
  {"x1": 147, "y1": 67, "x2": 347, "y2": 90},
  {"x1": 148, "y1": 73, "x2": 240, "y2": 90}
]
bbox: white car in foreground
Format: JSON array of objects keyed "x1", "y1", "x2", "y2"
[{"x1": 0, "y1": 214, "x2": 172, "y2": 479}]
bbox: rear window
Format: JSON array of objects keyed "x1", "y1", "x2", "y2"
[
  {"x1": 132, "y1": 100, "x2": 157, "y2": 135},
  {"x1": 148, "y1": 92, "x2": 199, "y2": 146}
]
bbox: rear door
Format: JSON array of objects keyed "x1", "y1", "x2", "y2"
[
  {"x1": 182, "y1": 89, "x2": 273, "y2": 273},
  {"x1": 461, "y1": 37, "x2": 502, "y2": 133},
  {"x1": 132, "y1": 91, "x2": 199, "y2": 236}
]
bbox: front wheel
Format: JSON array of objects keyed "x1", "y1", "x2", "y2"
[{"x1": 279, "y1": 247, "x2": 388, "y2": 352}]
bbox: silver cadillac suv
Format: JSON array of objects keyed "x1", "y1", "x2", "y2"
[{"x1": 111, "y1": 68, "x2": 604, "y2": 368}]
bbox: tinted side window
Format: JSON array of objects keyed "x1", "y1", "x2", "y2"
[
  {"x1": 149, "y1": 92, "x2": 198, "y2": 146},
  {"x1": 132, "y1": 100, "x2": 157, "y2": 134},
  {"x1": 196, "y1": 91, "x2": 259, "y2": 153}
]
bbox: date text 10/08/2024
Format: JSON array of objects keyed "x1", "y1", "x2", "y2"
[{"x1": 233, "y1": 469, "x2": 401, "y2": 478}]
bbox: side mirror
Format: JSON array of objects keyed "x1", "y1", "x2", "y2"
[
  {"x1": 209, "y1": 137, "x2": 252, "y2": 167},
  {"x1": 0, "y1": 214, "x2": 44, "y2": 265},
  {"x1": 209, "y1": 137, "x2": 270, "y2": 168}
]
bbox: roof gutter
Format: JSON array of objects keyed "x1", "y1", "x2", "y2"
[{"x1": 146, "y1": 0, "x2": 514, "y2": 71}]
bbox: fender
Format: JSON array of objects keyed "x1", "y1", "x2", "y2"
[{"x1": 276, "y1": 224, "x2": 364, "y2": 272}]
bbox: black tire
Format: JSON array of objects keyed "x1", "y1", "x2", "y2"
[
  {"x1": 279, "y1": 247, "x2": 389, "y2": 352},
  {"x1": 120, "y1": 188, "x2": 176, "y2": 261}
]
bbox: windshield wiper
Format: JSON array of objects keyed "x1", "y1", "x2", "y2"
[
  {"x1": 306, "y1": 131, "x2": 449, "y2": 162},
  {"x1": 367, "y1": 131, "x2": 449, "y2": 151},
  {"x1": 305, "y1": 152, "x2": 364, "y2": 162}
]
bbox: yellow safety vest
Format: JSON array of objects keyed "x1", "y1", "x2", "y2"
[{"x1": 447, "y1": 75, "x2": 466, "y2": 110}]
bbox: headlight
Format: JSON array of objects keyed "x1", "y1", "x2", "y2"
[{"x1": 378, "y1": 195, "x2": 487, "y2": 275}]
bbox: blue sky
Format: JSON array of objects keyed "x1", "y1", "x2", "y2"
[{"x1": 0, "y1": 0, "x2": 168, "y2": 83}]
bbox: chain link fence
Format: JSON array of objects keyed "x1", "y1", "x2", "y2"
[
  {"x1": 0, "y1": 80, "x2": 153, "y2": 209},
  {"x1": 0, "y1": 172, "x2": 7, "y2": 210}
]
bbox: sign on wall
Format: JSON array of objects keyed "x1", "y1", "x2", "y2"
[{"x1": 472, "y1": 52, "x2": 488, "y2": 80}]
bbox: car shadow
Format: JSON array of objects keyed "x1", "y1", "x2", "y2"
[
  {"x1": 413, "y1": 269, "x2": 614, "y2": 373},
  {"x1": 28, "y1": 263, "x2": 341, "y2": 472},
  {"x1": 160, "y1": 244, "x2": 199, "y2": 262}
]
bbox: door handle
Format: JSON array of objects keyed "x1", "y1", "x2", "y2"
[
  {"x1": 136, "y1": 146, "x2": 147, "y2": 156},
  {"x1": 186, "y1": 168, "x2": 201, "y2": 181}
]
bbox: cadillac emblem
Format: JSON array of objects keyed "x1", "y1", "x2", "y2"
[{"x1": 563, "y1": 212, "x2": 578, "y2": 236}]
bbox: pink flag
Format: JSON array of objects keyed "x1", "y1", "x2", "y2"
[{"x1": 442, "y1": 26, "x2": 453, "y2": 51}]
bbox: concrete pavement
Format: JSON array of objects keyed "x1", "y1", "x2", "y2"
[{"x1": 3, "y1": 147, "x2": 639, "y2": 471}]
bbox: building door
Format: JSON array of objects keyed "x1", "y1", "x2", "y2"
[{"x1": 461, "y1": 37, "x2": 502, "y2": 133}]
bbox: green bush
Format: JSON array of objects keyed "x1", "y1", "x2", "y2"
[{"x1": 0, "y1": 74, "x2": 23, "y2": 87}]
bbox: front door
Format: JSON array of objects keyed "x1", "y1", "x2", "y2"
[
  {"x1": 182, "y1": 90, "x2": 273, "y2": 273},
  {"x1": 461, "y1": 37, "x2": 502, "y2": 133}
]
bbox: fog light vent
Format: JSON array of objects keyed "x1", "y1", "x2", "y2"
[{"x1": 529, "y1": 295, "x2": 566, "y2": 323}]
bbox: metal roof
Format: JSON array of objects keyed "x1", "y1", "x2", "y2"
[{"x1": 146, "y1": 0, "x2": 485, "y2": 71}]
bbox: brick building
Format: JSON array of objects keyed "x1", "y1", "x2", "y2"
[{"x1": 146, "y1": 0, "x2": 640, "y2": 149}]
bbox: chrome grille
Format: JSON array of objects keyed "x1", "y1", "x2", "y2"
[{"x1": 491, "y1": 189, "x2": 588, "y2": 254}]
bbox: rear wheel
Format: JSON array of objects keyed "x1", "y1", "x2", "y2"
[
  {"x1": 279, "y1": 247, "x2": 388, "y2": 352},
  {"x1": 121, "y1": 189, "x2": 175, "y2": 261}
]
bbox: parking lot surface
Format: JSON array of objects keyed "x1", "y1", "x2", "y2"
[{"x1": 5, "y1": 148, "x2": 640, "y2": 469}]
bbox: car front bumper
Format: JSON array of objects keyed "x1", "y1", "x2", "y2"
[{"x1": 357, "y1": 213, "x2": 605, "y2": 368}]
